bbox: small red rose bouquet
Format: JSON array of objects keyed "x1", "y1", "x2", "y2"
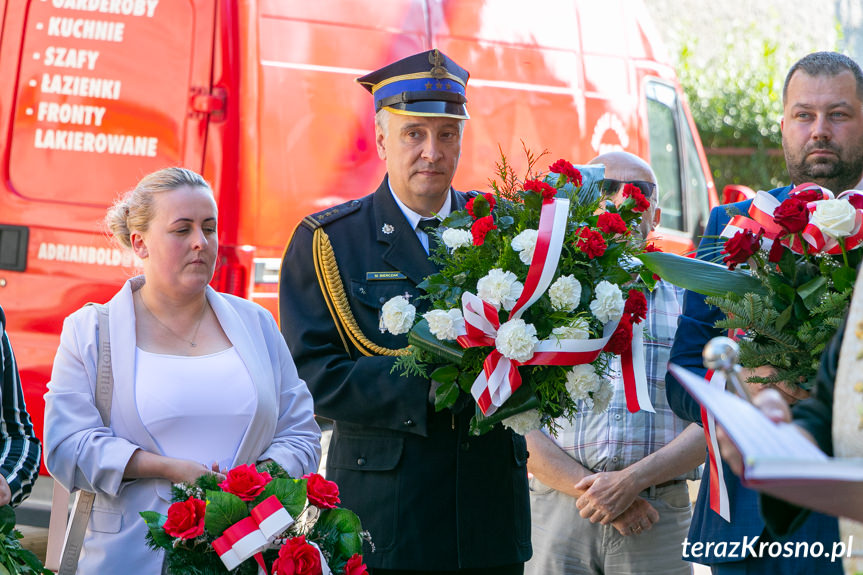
[
  {"x1": 385, "y1": 150, "x2": 658, "y2": 435},
  {"x1": 141, "y1": 463, "x2": 370, "y2": 575},
  {"x1": 640, "y1": 183, "x2": 863, "y2": 389}
]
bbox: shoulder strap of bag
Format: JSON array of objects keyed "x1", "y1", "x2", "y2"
[{"x1": 46, "y1": 303, "x2": 114, "y2": 573}]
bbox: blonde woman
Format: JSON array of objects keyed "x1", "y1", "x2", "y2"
[{"x1": 44, "y1": 167, "x2": 321, "y2": 574}]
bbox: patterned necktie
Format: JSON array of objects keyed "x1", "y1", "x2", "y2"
[{"x1": 417, "y1": 218, "x2": 441, "y2": 255}]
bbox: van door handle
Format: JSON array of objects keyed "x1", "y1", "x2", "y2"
[{"x1": 0, "y1": 225, "x2": 29, "y2": 271}]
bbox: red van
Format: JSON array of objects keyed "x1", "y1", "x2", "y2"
[{"x1": 0, "y1": 0, "x2": 718, "y2": 473}]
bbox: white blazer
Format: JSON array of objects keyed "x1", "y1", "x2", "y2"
[{"x1": 44, "y1": 276, "x2": 321, "y2": 574}]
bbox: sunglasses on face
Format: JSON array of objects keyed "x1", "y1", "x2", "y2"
[{"x1": 599, "y1": 179, "x2": 657, "y2": 198}]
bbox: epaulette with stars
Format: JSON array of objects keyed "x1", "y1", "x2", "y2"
[{"x1": 300, "y1": 199, "x2": 362, "y2": 231}]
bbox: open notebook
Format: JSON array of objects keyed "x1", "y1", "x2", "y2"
[{"x1": 668, "y1": 363, "x2": 863, "y2": 523}]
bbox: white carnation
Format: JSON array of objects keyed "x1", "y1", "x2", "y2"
[
  {"x1": 552, "y1": 317, "x2": 591, "y2": 340},
  {"x1": 423, "y1": 308, "x2": 463, "y2": 341},
  {"x1": 590, "y1": 380, "x2": 614, "y2": 413},
  {"x1": 511, "y1": 229, "x2": 539, "y2": 265},
  {"x1": 495, "y1": 319, "x2": 538, "y2": 362},
  {"x1": 501, "y1": 409, "x2": 542, "y2": 436},
  {"x1": 477, "y1": 268, "x2": 524, "y2": 311},
  {"x1": 589, "y1": 281, "x2": 625, "y2": 324},
  {"x1": 441, "y1": 228, "x2": 473, "y2": 251},
  {"x1": 811, "y1": 199, "x2": 857, "y2": 238},
  {"x1": 549, "y1": 275, "x2": 583, "y2": 311},
  {"x1": 565, "y1": 364, "x2": 601, "y2": 401},
  {"x1": 381, "y1": 295, "x2": 416, "y2": 335}
]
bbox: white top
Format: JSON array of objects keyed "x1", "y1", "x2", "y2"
[{"x1": 135, "y1": 346, "x2": 256, "y2": 470}]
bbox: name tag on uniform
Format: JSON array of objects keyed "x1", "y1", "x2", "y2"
[{"x1": 366, "y1": 271, "x2": 406, "y2": 281}]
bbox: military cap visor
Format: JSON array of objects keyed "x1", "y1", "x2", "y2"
[{"x1": 357, "y1": 49, "x2": 470, "y2": 120}]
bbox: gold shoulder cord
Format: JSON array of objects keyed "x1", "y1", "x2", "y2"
[{"x1": 313, "y1": 227, "x2": 410, "y2": 357}]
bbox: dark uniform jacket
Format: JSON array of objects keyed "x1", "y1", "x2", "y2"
[{"x1": 279, "y1": 177, "x2": 531, "y2": 571}]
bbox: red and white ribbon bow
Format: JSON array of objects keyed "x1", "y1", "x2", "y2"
[
  {"x1": 455, "y1": 197, "x2": 651, "y2": 416},
  {"x1": 721, "y1": 183, "x2": 863, "y2": 255},
  {"x1": 458, "y1": 291, "x2": 620, "y2": 415},
  {"x1": 212, "y1": 495, "x2": 294, "y2": 571}
]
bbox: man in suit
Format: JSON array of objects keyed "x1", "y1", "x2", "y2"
[
  {"x1": 667, "y1": 51, "x2": 863, "y2": 574},
  {"x1": 279, "y1": 50, "x2": 531, "y2": 575}
]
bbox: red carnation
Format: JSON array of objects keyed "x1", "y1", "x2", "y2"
[
  {"x1": 471, "y1": 215, "x2": 497, "y2": 246},
  {"x1": 163, "y1": 498, "x2": 206, "y2": 540},
  {"x1": 722, "y1": 229, "x2": 762, "y2": 270},
  {"x1": 303, "y1": 473, "x2": 340, "y2": 509},
  {"x1": 597, "y1": 212, "x2": 628, "y2": 235},
  {"x1": 466, "y1": 193, "x2": 496, "y2": 218},
  {"x1": 218, "y1": 464, "x2": 272, "y2": 502},
  {"x1": 344, "y1": 554, "x2": 369, "y2": 575},
  {"x1": 773, "y1": 197, "x2": 810, "y2": 234},
  {"x1": 548, "y1": 159, "x2": 583, "y2": 186},
  {"x1": 643, "y1": 243, "x2": 662, "y2": 279},
  {"x1": 271, "y1": 536, "x2": 321, "y2": 575},
  {"x1": 622, "y1": 184, "x2": 650, "y2": 213},
  {"x1": 624, "y1": 289, "x2": 648, "y2": 323},
  {"x1": 523, "y1": 179, "x2": 557, "y2": 200},
  {"x1": 603, "y1": 314, "x2": 633, "y2": 355},
  {"x1": 575, "y1": 227, "x2": 607, "y2": 258}
]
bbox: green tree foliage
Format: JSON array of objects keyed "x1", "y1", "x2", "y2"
[
  {"x1": 675, "y1": 27, "x2": 838, "y2": 194},
  {"x1": 676, "y1": 31, "x2": 786, "y2": 192}
]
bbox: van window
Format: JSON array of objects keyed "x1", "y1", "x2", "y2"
[
  {"x1": 7, "y1": 2, "x2": 196, "y2": 207},
  {"x1": 645, "y1": 81, "x2": 682, "y2": 231},
  {"x1": 682, "y1": 116, "x2": 710, "y2": 236}
]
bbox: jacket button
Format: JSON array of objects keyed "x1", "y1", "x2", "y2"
[
  {"x1": 403, "y1": 418, "x2": 414, "y2": 427},
  {"x1": 357, "y1": 457, "x2": 366, "y2": 466},
  {"x1": 461, "y1": 441, "x2": 470, "y2": 451}
]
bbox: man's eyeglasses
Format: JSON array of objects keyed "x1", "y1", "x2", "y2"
[{"x1": 599, "y1": 179, "x2": 657, "y2": 198}]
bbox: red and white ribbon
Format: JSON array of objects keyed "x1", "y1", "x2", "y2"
[
  {"x1": 720, "y1": 183, "x2": 863, "y2": 256},
  {"x1": 509, "y1": 198, "x2": 570, "y2": 319},
  {"x1": 701, "y1": 369, "x2": 731, "y2": 522},
  {"x1": 722, "y1": 190, "x2": 784, "y2": 242},
  {"x1": 251, "y1": 495, "x2": 294, "y2": 539},
  {"x1": 620, "y1": 321, "x2": 655, "y2": 413},
  {"x1": 212, "y1": 495, "x2": 294, "y2": 571},
  {"x1": 798, "y1": 191, "x2": 863, "y2": 255}
]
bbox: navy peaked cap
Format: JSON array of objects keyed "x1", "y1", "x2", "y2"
[{"x1": 356, "y1": 49, "x2": 470, "y2": 119}]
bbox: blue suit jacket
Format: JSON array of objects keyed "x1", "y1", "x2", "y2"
[{"x1": 667, "y1": 186, "x2": 842, "y2": 570}]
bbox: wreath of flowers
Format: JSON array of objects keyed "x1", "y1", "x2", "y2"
[
  {"x1": 141, "y1": 462, "x2": 371, "y2": 575},
  {"x1": 386, "y1": 150, "x2": 657, "y2": 435},
  {"x1": 641, "y1": 182, "x2": 863, "y2": 389}
]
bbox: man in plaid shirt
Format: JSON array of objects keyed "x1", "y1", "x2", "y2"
[
  {"x1": 0, "y1": 304, "x2": 40, "y2": 507},
  {"x1": 525, "y1": 152, "x2": 705, "y2": 575}
]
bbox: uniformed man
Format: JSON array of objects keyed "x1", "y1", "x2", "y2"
[{"x1": 279, "y1": 50, "x2": 531, "y2": 574}]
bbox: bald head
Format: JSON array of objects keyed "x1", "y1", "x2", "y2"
[
  {"x1": 588, "y1": 151, "x2": 659, "y2": 238},
  {"x1": 588, "y1": 151, "x2": 656, "y2": 184}
]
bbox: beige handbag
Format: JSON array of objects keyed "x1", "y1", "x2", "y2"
[{"x1": 45, "y1": 303, "x2": 114, "y2": 574}]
